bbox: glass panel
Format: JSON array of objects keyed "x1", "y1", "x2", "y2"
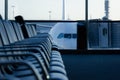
[
  {"x1": 49, "y1": 22, "x2": 77, "y2": 49},
  {"x1": 0, "y1": 0, "x2": 85, "y2": 20},
  {"x1": 2, "y1": 0, "x2": 120, "y2": 50},
  {"x1": 88, "y1": 21, "x2": 120, "y2": 50},
  {"x1": 1, "y1": 0, "x2": 120, "y2": 20}
]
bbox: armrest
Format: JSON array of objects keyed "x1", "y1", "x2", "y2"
[
  {"x1": 0, "y1": 53, "x2": 49, "y2": 79},
  {"x1": 0, "y1": 46, "x2": 50, "y2": 63},
  {"x1": 0, "y1": 60, "x2": 43, "y2": 80},
  {"x1": 1, "y1": 44, "x2": 50, "y2": 58}
]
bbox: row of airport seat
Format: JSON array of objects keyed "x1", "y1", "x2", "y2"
[{"x1": 0, "y1": 15, "x2": 68, "y2": 80}]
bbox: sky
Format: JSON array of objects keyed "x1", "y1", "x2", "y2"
[{"x1": 0, "y1": 0, "x2": 120, "y2": 20}]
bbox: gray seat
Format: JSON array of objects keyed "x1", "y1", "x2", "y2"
[{"x1": 0, "y1": 15, "x2": 68, "y2": 80}]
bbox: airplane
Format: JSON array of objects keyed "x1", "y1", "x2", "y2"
[{"x1": 49, "y1": 22, "x2": 77, "y2": 49}]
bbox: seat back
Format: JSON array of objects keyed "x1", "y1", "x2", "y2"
[
  {"x1": 11, "y1": 21, "x2": 24, "y2": 41},
  {"x1": 15, "y1": 16, "x2": 29, "y2": 39},
  {"x1": 15, "y1": 15, "x2": 38, "y2": 38},
  {"x1": 26, "y1": 24, "x2": 37, "y2": 36},
  {"x1": 25, "y1": 24, "x2": 33, "y2": 37},
  {"x1": 30, "y1": 24, "x2": 37, "y2": 36},
  {"x1": 3, "y1": 21, "x2": 18, "y2": 43},
  {"x1": 0, "y1": 20, "x2": 10, "y2": 45}
]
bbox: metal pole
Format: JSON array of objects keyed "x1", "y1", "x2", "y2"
[
  {"x1": 49, "y1": 11, "x2": 51, "y2": 20},
  {"x1": 12, "y1": 5, "x2": 15, "y2": 20},
  {"x1": 85, "y1": 0, "x2": 88, "y2": 22},
  {"x1": 5, "y1": 0, "x2": 8, "y2": 20},
  {"x1": 85, "y1": 0, "x2": 89, "y2": 48},
  {"x1": 62, "y1": 0, "x2": 65, "y2": 20}
]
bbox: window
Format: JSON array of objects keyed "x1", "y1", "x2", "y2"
[
  {"x1": 57, "y1": 33, "x2": 64, "y2": 39},
  {"x1": 64, "y1": 34, "x2": 71, "y2": 39},
  {"x1": 72, "y1": 34, "x2": 77, "y2": 38}
]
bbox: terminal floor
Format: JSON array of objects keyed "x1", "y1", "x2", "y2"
[{"x1": 62, "y1": 54, "x2": 120, "y2": 80}]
